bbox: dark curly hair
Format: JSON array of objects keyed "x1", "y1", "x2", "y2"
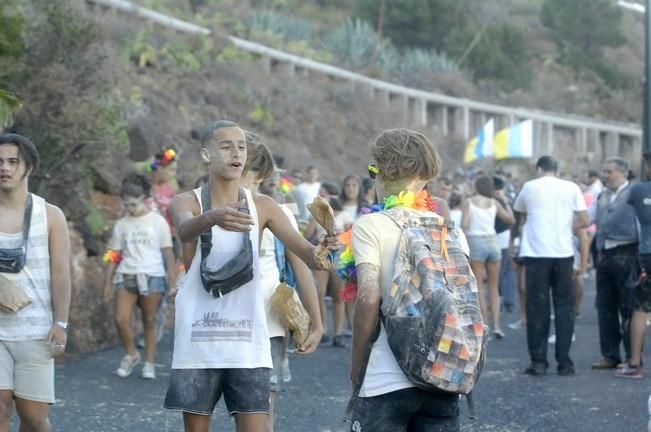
[{"x1": 120, "y1": 173, "x2": 151, "y2": 199}]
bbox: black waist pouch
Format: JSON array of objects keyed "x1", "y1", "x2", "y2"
[{"x1": 199, "y1": 185, "x2": 254, "y2": 298}]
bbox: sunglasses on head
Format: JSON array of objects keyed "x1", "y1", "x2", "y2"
[{"x1": 368, "y1": 164, "x2": 380, "y2": 179}]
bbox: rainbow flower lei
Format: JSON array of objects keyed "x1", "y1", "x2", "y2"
[
  {"x1": 102, "y1": 250, "x2": 123, "y2": 264},
  {"x1": 337, "y1": 190, "x2": 438, "y2": 302},
  {"x1": 148, "y1": 148, "x2": 177, "y2": 172},
  {"x1": 279, "y1": 175, "x2": 293, "y2": 194}
]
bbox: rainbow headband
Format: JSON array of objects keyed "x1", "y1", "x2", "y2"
[
  {"x1": 337, "y1": 190, "x2": 438, "y2": 302},
  {"x1": 149, "y1": 148, "x2": 177, "y2": 172}
]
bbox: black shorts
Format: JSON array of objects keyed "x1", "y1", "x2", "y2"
[
  {"x1": 164, "y1": 367, "x2": 271, "y2": 416},
  {"x1": 349, "y1": 387, "x2": 460, "y2": 432},
  {"x1": 634, "y1": 255, "x2": 651, "y2": 313}
]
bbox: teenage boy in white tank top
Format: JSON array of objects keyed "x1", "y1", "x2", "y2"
[
  {"x1": 164, "y1": 121, "x2": 337, "y2": 432},
  {"x1": 0, "y1": 133, "x2": 71, "y2": 432}
]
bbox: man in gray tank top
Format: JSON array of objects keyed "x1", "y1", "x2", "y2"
[{"x1": 0, "y1": 133, "x2": 71, "y2": 432}]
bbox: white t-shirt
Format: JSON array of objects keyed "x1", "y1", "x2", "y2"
[
  {"x1": 294, "y1": 182, "x2": 321, "y2": 221},
  {"x1": 513, "y1": 176, "x2": 586, "y2": 258},
  {"x1": 342, "y1": 204, "x2": 359, "y2": 221},
  {"x1": 108, "y1": 211, "x2": 172, "y2": 276},
  {"x1": 172, "y1": 188, "x2": 271, "y2": 369},
  {"x1": 260, "y1": 206, "x2": 299, "y2": 338},
  {"x1": 353, "y1": 211, "x2": 416, "y2": 397},
  {"x1": 450, "y1": 208, "x2": 463, "y2": 231}
]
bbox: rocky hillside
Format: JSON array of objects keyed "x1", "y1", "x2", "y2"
[{"x1": 1, "y1": 0, "x2": 641, "y2": 352}]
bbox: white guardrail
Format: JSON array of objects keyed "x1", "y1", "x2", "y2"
[{"x1": 88, "y1": 0, "x2": 642, "y2": 144}]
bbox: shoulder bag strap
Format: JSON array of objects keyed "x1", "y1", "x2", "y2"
[
  {"x1": 200, "y1": 185, "x2": 212, "y2": 261},
  {"x1": 21, "y1": 194, "x2": 33, "y2": 256}
]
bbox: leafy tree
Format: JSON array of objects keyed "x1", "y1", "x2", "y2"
[
  {"x1": 355, "y1": 0, "x2": 472, "y2": 51},
  {"x1": 449, "y1": 23, "x2": 532, "y2": 90},
  {"x1": 541, "y1": 0, "x2": 625, "y2": 86}
]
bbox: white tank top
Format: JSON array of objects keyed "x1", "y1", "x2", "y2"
[
  {"x1": 466, "y1": 199, "x2": 497, "y2": 236},
  {"x1": 171, "y1": 188, "x2": 272, "y2": 369},
  {"x1": 0, "y1": 194, "x2": 52, "y2": 341}
]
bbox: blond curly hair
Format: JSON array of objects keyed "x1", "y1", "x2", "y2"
[{"x1": 371, "y1": 128, "x2": 440, "y2": 183}]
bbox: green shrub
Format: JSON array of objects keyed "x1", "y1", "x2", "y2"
[
  {"x1": 248, "y1": 102, "x2": 273, "y2": 128},
  {"x1": 123, "y1": 30, "x2": 158, "y2": 68},
  {"x1": 0, "y1": 89, "x2": 21, "y2": 128},
  {"x1": 247, "y1": 9, "x2": 314, "y2": 41},
  {"x1": 397, "y1": 49, "x2": 462, "y2": 86}
]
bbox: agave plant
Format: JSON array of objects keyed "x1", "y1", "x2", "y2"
[
  {"x1": 324, "y1": 18, "x2": 387, "y2": 71},
  {"x1": 0, "y1": 89, "x2": 21, "y2": 129},
  {"x1": 395, "y1": 48, "x2": 463, "y2": 87},
  {"x1": 247, "y1": 10, "x2": 313, "y2": 42}
]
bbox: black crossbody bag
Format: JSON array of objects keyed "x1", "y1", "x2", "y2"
[
  {"x1": 0, "y1": 194, "x2": 33, "y2": 274},
  {"x1": 199, "y1": 185, "x2": 254, "y2": 298}
]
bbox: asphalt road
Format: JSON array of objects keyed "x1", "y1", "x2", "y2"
[{"x1": 11, "y1": 274, "x2": 650, "y2": 431}]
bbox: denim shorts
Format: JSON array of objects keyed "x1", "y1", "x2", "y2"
[
  {"x1": 270, "y1": 336, "x2": 284, "y2": 392},
  {"x1": 349, "y1": 387, "x2": 459, "y2": 432},
  {"x1": 466, "y1": 235, "x2": 501, "y2": 262},
  {"x1": 164, "y1": 368, "x2": 271, "y2": 416},
  {"x1": 115, "y1": 275, "x2": 167, "y2": 296}
]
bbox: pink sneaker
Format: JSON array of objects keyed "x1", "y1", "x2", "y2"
[{"x1": 615, "y1": 365, "x2": 642, "y2": 379}]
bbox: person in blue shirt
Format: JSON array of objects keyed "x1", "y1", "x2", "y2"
[{"x1": 618, "y1": 152, "x2": 651, "y2": 379}]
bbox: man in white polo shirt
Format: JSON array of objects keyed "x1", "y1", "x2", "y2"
[{"x1": 513, "y1": 156, "x2": 589, "y2": 376}]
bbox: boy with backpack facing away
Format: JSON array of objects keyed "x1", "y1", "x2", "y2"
[{"x1": 348, "y1": 128, "x2": 484, "y2": 431}]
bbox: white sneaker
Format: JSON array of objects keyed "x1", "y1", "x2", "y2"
[
  {"x1": 282, "y1": 357, "x2": 291, "y2": 383},
  {"x1": 141, "y1": 362, "x2": 156, "y2": 379},
  {"x1": 508, "y1": 320, "x2": 523, "y2": 330},
  {"x1": 116, "y1": 353, "x2": 141, "y2": 377},
  {"x1": 548, "y1": 333, "x2": 576, "y2": 344}
]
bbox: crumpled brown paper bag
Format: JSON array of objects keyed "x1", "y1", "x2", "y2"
[
  {"x1": 271, "y1": 283, "x2": 311, "y2": 348},
  {"x1": 0, "y1": 274, "x2": 31, "y2": 313}
]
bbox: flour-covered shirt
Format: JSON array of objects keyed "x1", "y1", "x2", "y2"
[{"x1": 171, "y1": 188, "x2": 271, "y2": 369}]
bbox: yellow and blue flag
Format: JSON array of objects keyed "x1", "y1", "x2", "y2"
[
  {"x1": 494, "y1": 119, "x2": 533, "y2": 160},
  {"x1": 464, "y1": 119, "x2": 494, "y2": 164}
]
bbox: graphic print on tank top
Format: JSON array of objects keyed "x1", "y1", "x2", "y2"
[{"x1": 189, "y1": 227, "x2": 257, "y2": 342}]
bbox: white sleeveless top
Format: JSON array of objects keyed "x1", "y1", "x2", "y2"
[
  {"x1": 171, "y1": 188, "x2": 272, "y2": 369},
  {"x1": 0, "y1": 194, "x2": 52, "y2": 341},
  {"x1": 467, "y1": 199, "x2": 497, "y2": 236},
  {"x1": 259, "y1": 205, "x2": 299, "y2": 338}
]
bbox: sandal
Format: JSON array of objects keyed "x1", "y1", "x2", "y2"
[
  {"x1": 332, "y1": 335, "x2": 349, "y2": 348},
  {"x1": 493, "y1": 329, "x2": 505, "y2": 340}
]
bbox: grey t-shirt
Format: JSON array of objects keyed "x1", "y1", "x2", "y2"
[{"x1": 628, "y1": 182, "x2": 651, "y2": 255}]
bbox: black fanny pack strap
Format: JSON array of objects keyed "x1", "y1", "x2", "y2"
[
  {"x1": 199, "y1": 186, "x2": 249, "y2": 261},
  {"x1": 21, "y1": 194, "x2": 33, "y2": 255},
  {"x1": 200, "y1": 185, "x2": 212, "y2": 262}
]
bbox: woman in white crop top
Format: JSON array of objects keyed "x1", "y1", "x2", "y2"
[{"x1": 462, "y1": 175, "x2": 514, "y2": 339}]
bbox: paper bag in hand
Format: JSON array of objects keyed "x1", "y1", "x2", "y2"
[
  {"x1": 0, "y1": 274, "x2": 31, "y2": 313},
  {"x1": 307, "y1": 196, "x2": 336, "y2": 270},
  {"x1": 307, "y1": 196, "x2": 336, "y2": 236},
  {"x1": 271, "y1": 283, "x2": 311, "y2": 349}
]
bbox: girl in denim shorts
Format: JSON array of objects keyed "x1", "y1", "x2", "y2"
[{"x1": 104, "y1": 174, "x2": 176, "y2": 380}]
